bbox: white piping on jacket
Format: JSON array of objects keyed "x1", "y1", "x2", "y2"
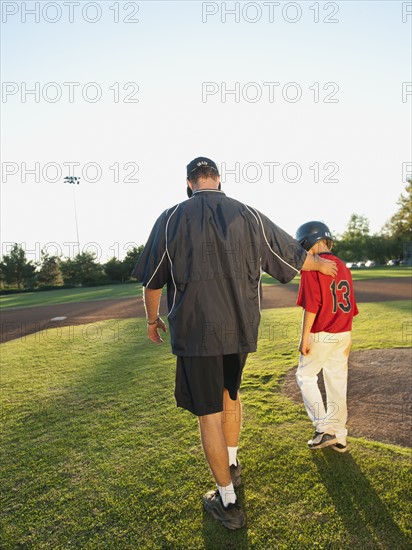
[
  {"x1": 245, "y1": 205, "x2": 299, "y2": 274},
  {"x1": 165, "y1": 204, "x2": 180, "y2": 317},
  {"x1": 145, "y1": 250, "x2": 167, "y2": 288}
]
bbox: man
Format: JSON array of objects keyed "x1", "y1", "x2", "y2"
[{"x1": 132, "y1": 157, "x2": 337, "y2": 530}]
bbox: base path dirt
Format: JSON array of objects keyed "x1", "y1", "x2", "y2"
[
  {"x1": 1, "y1": 278, "x2": 410, "y2": 344},
  {"x1": 261, "y1": 276, "x2": 411, "y2": 308},
  {"x1": 283, "y1": 348, "x2": 412, "y2": 448}
]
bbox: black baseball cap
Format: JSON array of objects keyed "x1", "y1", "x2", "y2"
[{"x1": 186, "y1": 157, "x2": 219, "y2": 178}]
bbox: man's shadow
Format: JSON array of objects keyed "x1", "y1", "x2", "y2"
[
  {"x1": 199, "y1": 450, "x2": 410, "y2": 548},
  {"x1": 311, "y1": 449, "x2": 411, "y2": 548},
  {"x1": 202, "y1": 483, "x2": 249, "y2": 549}
]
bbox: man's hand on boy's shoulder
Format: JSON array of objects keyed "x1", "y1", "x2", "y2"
[
  {"x1": 301, "y1": 253, "x2": 337, "y2": 277},
  {"x1": 316, "y1": 255, "x2": 337, "y2": 277}
]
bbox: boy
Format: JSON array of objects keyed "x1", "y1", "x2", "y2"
[{"x1": 295, "y1": 221, "x2": 358, "y2": 453}]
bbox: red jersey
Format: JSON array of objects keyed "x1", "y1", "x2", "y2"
[{"x1": 297, "y1": 252, "x2": 358, "y2": 333}]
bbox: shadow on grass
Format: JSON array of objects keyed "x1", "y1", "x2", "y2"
[
  {"x1": 1, "y1": 329, "x2": 189, "y2": 546},
  {"x1": 312, "y1": 449, "x2": 411, "y2": 549},
  {"x1": 202, "y1": 483, "x2": 249, "y2": 549}
]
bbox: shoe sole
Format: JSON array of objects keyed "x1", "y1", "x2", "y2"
[
  {"x1": 203, "y1": 501, "x2": 246, "y2": 530},
  {"x1": 308, "y1": 436, "x2": 338, "y2": 450},
  {"x1": 331, "y1": 444, "x2": 348, "y2": 453}
]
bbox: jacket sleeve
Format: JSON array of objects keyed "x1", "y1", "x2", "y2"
[
  {"x1": 251, "y1": 207, "x2": 307, "y2": 284},
  {"x1": 131, "y1": 209, "x2": 170, "y2": 289}
]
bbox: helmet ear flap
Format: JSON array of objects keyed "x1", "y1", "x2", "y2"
[{"x1": 300, "y1": 238, "x2": 311, "y2": 251}]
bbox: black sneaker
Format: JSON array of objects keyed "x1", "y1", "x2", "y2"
[
  {"x1": 202, "y1": 490, "x2": 246, "y2": 530},
  {"x1": 230, "y1": 461, "x2": 242, "y2": 488},
  {"x1": 308, "y1": 431, "x2": 337, "y2": 450},
  {"x1": 331, "y1": 443, "x2": 348, "y2": 453}
]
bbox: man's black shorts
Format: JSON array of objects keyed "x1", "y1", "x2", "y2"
[{"x1": 174, "y1": 353, "x2": 248, "y2": 416}]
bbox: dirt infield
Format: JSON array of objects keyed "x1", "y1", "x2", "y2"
[
  {"x1": 283, "y1": 348, "x2": 412, "y2": 448},
  {"x1": 1, "y1": 278, "x2": 410, "y2": 343}
]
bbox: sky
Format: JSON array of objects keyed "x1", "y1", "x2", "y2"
[{"x1": 1, "y1": 0, "x2": 411, "y2": 263}]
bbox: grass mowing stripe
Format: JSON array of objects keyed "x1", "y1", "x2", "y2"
[
  {"x1": 1, "y1": 301, "x2": 411, "y2": 548},
  {"x1": 0, "y1": 284, "x2": 143, "y2": 310}
]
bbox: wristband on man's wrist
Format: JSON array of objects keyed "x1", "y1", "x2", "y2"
[{"x1": 147, "y1": 316, "x2": 160, "y2": 325}]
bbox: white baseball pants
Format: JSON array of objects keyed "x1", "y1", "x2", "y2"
[{"x1": 296, "y1": 331, "x2": 352, "y2": 444}]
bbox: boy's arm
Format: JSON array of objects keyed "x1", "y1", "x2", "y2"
[
  {"x1": 143, "y1": 287, "x2": 167, "y2": 344},
  {"x1": 299, "y1": 309, "x2": 317, "y2": 356},
  {"x1": 301, "y1": 253, "x2": 337, "y2": 278}
]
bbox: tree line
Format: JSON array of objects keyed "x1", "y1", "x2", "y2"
[
  {"x1": 0, "y1": 246, "x2": 143, "y2": 292},
  {"x1": 1, "y1": 180, "x2": 410, "y2": 292},
  {"x1": 333, "y1": 179, "x2": 411, "y2": 263}
]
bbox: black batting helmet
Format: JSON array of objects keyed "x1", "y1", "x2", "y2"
[{"x1": 295, "y1": 221, "x2": 334, "y2": 251}]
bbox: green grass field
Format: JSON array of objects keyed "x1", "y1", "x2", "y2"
[
  {"x1": 1, "y1": 301, "x2": 411, "y2": 549},
  {"x1": 0, "y1": 283, "x2": 143, "y2": 310},
  {"x1": 261, "y1": 266, "x2": 412, "y2": 285},
  {"x1": 0, "y1": 266, "x2": 410, "y2": 310}
]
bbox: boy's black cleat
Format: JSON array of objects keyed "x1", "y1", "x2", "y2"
[
  {"x1": 308, "y1": 431, "x2": 337, "y2": 450},
  {"x1": 230, "y1": 461, "x2": 242, "y2": 487},
  {"x1": 202, "y1": 490, "x2": 246, "y2": 530}
]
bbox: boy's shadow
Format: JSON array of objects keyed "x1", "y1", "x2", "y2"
[{"x1": 312, "y1": 449, "x2": 411, "y2": 548}]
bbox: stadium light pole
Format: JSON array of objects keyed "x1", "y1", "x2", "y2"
[{"x1": 64, "y1": 176, "x2": 81, "y2": 252}]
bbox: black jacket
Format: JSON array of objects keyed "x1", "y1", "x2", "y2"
[{"x1": 132, "y1": 190, "x2": 307, "y2": 356}]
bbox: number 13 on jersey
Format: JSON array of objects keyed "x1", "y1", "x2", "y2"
[{"x1": 330, "y1": 280, "x2": 352, "y2": 313}]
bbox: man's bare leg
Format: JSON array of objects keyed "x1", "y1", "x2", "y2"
[
  {"x1": 199, "y1": 399, "x2": 245, "y2": 526},
  {"x1": 198, "y1": 412, "x2": 231, "y2": 487},
  {"x1": 222, "y1": 389, "x2": 242, "y2": 447}
]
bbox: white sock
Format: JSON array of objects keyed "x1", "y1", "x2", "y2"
[
  {"x1": 228, "y1": 446, "x2": 238, "y2": 466},
  {"x1": 217, "y1": 482, "x2": 236, "y2": 507}
]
